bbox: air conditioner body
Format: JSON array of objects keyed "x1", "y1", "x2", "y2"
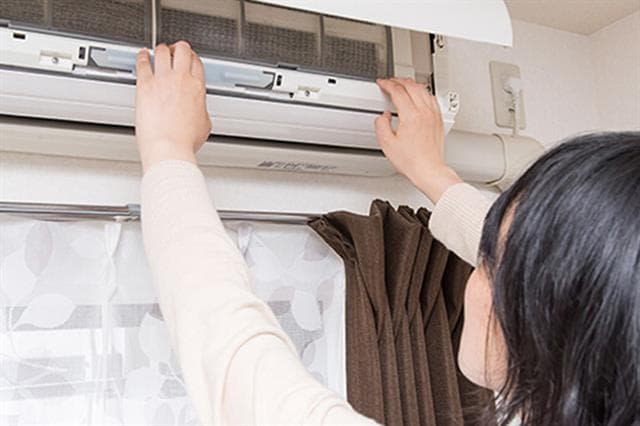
[{"x1": 0, "y1": 0, "x2": 515, "y2": 181}]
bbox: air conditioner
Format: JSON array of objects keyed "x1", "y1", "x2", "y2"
[{"x1": 1, "y1": 0, "x2": 525, "y2": 182}]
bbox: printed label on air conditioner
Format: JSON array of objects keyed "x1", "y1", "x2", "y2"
[{"x1": 258, "y1": 160, "x2": 338, "y2": 172}]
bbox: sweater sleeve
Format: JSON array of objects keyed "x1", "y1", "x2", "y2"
[
  {"x1": 141, "y1": 161, "x2": 375, "y2": 426},
  {"x1": 428, "y1": 183, "x2": 492, "y2": 267}
]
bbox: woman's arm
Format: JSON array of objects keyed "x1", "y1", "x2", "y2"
[
  {"x1": 427, "y1": 183, "x2": 492, "y2": 266},
  {"x1": 376, "y1": 78, "x2": 492, "y2": 266},
  {"x1": 136, "y1": 43, "x2": 374, "y2": 425}
]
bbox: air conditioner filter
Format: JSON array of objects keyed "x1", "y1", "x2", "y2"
[
  {"x1": 160, "y1": 8, "x2": 238, "y2": 55},
  {"x1": 245, "y1": 23, "x2": 318, "y2": 68},
  {"x1": 51, "y1": 0, "x2": 148, "y2": 44},
  {"x1": 324, "y1": 36, "x2": 380, "y2": 80},
  {"x1": 0, "y1": 0, "x2": 46, "y2": 26},
  {"x1": 1, "y1": 0, "x2": 391, "y2": 80}
]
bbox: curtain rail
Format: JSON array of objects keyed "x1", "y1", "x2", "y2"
[{"x1": 0, "y1": 201, "x2": 318, "y2": 225}]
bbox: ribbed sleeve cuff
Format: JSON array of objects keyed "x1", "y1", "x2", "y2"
[{"x1": 428, "y1": 183, "x2": 492, "y2": 267}]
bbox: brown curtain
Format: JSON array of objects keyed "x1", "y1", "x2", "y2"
[{"x1": 310, "y1": 200, "x2": 494, "y2": 426}]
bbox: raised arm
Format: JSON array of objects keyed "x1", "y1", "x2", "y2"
[
  {"x1": 376, "y1": 78, "x2": 492, "y2": 266},
  {"x1": 136, "y1": 42, "x2": 374, "y2": 425}
]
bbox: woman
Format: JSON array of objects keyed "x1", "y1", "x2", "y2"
[{"x1": 135, "y1": 43, "x2": 640, "y2": 425}]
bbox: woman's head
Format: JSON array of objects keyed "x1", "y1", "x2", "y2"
[{"x1": 458, "y1": 132, "x2": 640, "y2": 425}]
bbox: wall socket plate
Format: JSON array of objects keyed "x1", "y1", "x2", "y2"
[{"x1": 490, "y1": 61, "x2": 526, "y2": 130}]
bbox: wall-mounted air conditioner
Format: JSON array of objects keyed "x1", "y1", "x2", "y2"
[{"x1": 0, "y1": 0, "x2": 520, "y2": 181}]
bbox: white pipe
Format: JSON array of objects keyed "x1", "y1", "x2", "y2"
[
  {"x1": 445, "y1": 130, "x2": 505, "y2": 183},
  {"x1": 446, "y1": 130, "x2": 544, "y2": 188}
]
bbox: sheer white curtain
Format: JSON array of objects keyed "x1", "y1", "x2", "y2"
[{"x1": 0, "y1": 218, "x2": 345, "y2": 425}]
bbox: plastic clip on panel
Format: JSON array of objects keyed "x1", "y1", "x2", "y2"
[{"x1": 0, "y1": 28, "x2": 90, "y2": 73}]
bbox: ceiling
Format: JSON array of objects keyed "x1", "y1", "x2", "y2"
[{"x1": 505, "y1": 0, "x2": 640, "y2": 35}]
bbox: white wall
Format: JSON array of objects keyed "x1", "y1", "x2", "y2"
[
  {"x1": 590, "y1": 11, "x2": 640, "y2": 131},
  {"x1": 1, "y1": 17, "x2": 637, "y2": 214},
  {"x1": 447, "y1": 20, "x2": 601, "y2": 147}
]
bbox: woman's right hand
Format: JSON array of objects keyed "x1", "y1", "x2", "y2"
[
  {"x1": 135, "y1": 42, "x2": 211, "y2": 172},
  {"x1": 376, "y1": 78, "x2": 462, "y2": 204}
]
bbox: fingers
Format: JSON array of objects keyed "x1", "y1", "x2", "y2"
[
  {"x1": 191, "y1": 51, "x2": 205, "y2": 83},
  {"x1": 392, "y1": 78, "x2": 428, "y2": 108},
  {"x1": 422, "y1": 87, "x2": 437, "y2": 109},
  {"x1": 421, "y1": 88, "x2": 439, "y2": 113},
  {"x1": 425, "y1": 93, "x2": 443, "y2": 122},
  {"x1": 154, "y1": 44, "x2": 172, "y2": 76},
  {"x1": 377, "y1": 79, "x2": 416, "y2": 116},
  {"x1": 429, "y1": 95, "x2": 442, "y2": 115},
  {"x1": 375, "y1": 111, "x2": 396, "y2": 147},
  {"x1": 171, "y1": 41, "x2": 192, "y2": 73},
  {"x1": 154, "y1": 41, "x2": 204, "y2": 82},
  {"x1": 380, "y1": 77, "x2": 443, "y2": 121},
  {"x1": 135, "y1": 48, "x2": 153, "y2": 82}
]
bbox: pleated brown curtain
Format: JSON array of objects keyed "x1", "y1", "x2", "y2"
[{"x1": 310, "y1": 200, "x2": 494, "y2": 426}]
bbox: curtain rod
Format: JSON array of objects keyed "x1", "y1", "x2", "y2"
[{"x1": 0, "y1": 201, "x2": 318, "y2": 225}]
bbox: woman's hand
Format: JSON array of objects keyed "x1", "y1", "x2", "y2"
[
  {"x1": 135, "y1": 42, "x2": 211, "y2": 172},
  {"x1": 376, "y1": 78, "x2": 462, "y2": 204}
]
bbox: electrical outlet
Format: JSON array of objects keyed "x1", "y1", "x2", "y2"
[{"x1": 490, "y1": 61, "x2": 526, "y2": 130}]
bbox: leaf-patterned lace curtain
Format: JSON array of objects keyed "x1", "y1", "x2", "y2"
[{"x1": 0, "y1": 218, "x2": 345, "y2": 425}]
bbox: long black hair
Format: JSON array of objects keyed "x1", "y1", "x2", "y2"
[{"x1": 479, "y1": 132, "x2": 640, "y2": 425}]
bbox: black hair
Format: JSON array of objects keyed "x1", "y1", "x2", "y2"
[{"x1": 479, "y1": 132, "x2": 640, "y2": 425}]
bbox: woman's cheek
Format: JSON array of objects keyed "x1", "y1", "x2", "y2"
[{"x1": 458, "y1": 267, "x2": 508, "y2": 391}]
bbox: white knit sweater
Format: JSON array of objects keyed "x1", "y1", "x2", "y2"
[{"x1": 141, "y1": 161, "x2": 491, "y2": 425}]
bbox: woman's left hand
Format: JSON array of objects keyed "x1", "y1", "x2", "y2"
[
  {"x1": 376, "y1": 78, "x2": 462, "y2": 204},
  {"x1": 135, "y1": 41, "x2": 211, "y2": 172}
]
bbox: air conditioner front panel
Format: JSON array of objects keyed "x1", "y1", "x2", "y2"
[{"x1": 0, "y1": 68, "x2": 382, "y2": 150}]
